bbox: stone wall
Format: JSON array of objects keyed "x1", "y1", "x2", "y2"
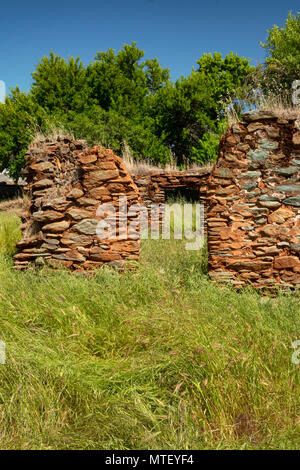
[
  {"x1": 16, "y1": 116, "x2": 300, "y2": 289},
  {"x1": 133, "y1": 169, "x2": 210, "y2": 235},
  {"x1": 207, "y1": 110, "x2": 300, "y2": 289},
  {"x1": 133, "y1": 169, "x2": 209, "y2": 206},
  {"x1": 14, "y1": 137, "x2": 140, "y2": 270}
]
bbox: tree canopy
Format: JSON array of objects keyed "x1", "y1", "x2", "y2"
[
  {"x1": 0, "y1": 38, "x2": 267, "y2": 180},
  {"x1": 0, "y1": 88, "x2": 49, "y2": 180},
  {"x1": 258, "y1": 12, "x2": 300, "y2": 93}
]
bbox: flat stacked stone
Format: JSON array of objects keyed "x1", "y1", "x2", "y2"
[
  {"x1": 133, "y1": 168, "x2": 210, "y2": 233},
  {"x1": 207, "y1": 111, "x2": 300, "y2": 289},
  {"x1": 14, "y1": 137, "x2": 140, "y2": 270},
  {"x1": 134, "y1": 168, "x2": 210, "y2": 206}
]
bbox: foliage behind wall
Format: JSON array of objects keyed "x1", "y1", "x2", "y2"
[{"x1": 1, "y1": 12, "x2": 300, "y2": 180}]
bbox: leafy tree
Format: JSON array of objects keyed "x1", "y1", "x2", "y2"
[
  {"x1": 191, "y1": 121, "x2": 227, "y2": 165},
  {"x1": 87, "y1": 43, "x2": 170, "y2": 116},
  {"x1": 31, "y1": 52, "x2": 89, "y2": 113},
  {"x1": 143, "y1": 58, "x2": 170, "y2": 94},
  {"x1": 151, "y1": 53, "x2": 253, "y2": 165},
  {"x1": 196, "y1": 52, "x2": 254, "y2": 114},
  {"x1": 259, "y1": 12, "x2": 300, "y2": 91},
  {"x1": 87, "y1": 43, "x2": 146, "y2": 116},
  {"x1": 65, "y1": 105, "x2": 170, "y2": 164},
  {"x1": 0, "y1": 45, "x2": 172, "y2": 179},
  {"x1": 0, "y1": 45, "x2": 252, "y2": 178},
  {"x1": 151, "y1": 72, "x2": 214, "y2": 165},
  {"x1": 0, "y1": 88, "x2": 49, "y2": 181}
]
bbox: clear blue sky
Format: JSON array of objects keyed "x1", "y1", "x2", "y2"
[{"x1": 0, "y1": 0, "x2": 299, "y2": 93}]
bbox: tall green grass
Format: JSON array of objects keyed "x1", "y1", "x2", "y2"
[
  {"x1": 0, "y1": 212, "x2": 299, "y2": 449},
  {"x1": 0, "y1": 212, "x2": 21, "y2": 256}
]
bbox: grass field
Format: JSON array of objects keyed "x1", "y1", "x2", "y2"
[{"x1": 0, "y1": 211, "x2": 299, "y2": 449}]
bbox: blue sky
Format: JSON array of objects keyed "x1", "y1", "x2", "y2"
[{"x1": 0, "y1": 0, "x2": 299, "y2": 94}]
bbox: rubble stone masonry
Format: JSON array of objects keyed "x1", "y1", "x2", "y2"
[
  {"x1": 133, "y1": 169, "x2": 210, "y2": 207},
  {"x1": 133, "y1": 168, "x2": 210, "y2": 233},
  {"x1": 207, "y1": 110, "x2": 300, "y2": 289},
  {"x1": 14, "y1": 111, "x2": 300, "y2": 290},
  {"x1": 14, "y1": 137, "x2": 140, "y2": 270}
]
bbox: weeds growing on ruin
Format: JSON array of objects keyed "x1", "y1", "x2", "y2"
[
  {"x1": 122, "y1": 144, "x2": 210, "y2": 175},
  {"x1": 225, "y1": 86, "x2": 300, "y2": 125}
]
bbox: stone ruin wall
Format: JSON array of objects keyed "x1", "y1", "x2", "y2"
[
  {"x1": 14, "y1": 137, "x2": 140, "y2": 270},
  {"x1": 207, "y1": 111, "x2": 300, "y2": 289},
  {"x1": 14, "y1": 113, "x2": 300, "y2": 290},
  {"x1": 133, "y1": 169, "x2": 209, "y2": 207},
  {"x1": 15, "y1": 139, "x2": 211, "y2": 272},
  {"x1": 133, "y1": 169, "x2": 210, "y2": 232}
]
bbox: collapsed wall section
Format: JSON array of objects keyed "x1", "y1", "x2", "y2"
[
  {"x1": 14, "y1": 137, "x2": 140, "y2": 270},
  {"x1": 133, "y1": 169, "x2": 209, "y2": 206},
  {"x1": 207, "y1": 111, "x2": 300, "y2": 289},
  {"x1": 134, "y1": 169, "x2": 209, "y2": 233}
]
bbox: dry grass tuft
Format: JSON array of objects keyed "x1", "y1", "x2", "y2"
[
  {"x1": 32, "y1": 123, "x2": 74, "y2": 145},
  {"x1": 226, "y1": 101, "x2": 241, "y2": 126},
  {"x1": 257, "y1": 94, "x2": 300, "y2": 120},
  {"x1": 122, "y1": 155, "x2": 165, "y2": 176},
  {"x1": 121, "y1": 141, "x2": 169, "y2": 175},
  {"x1": 0, "y1": 197, "x2": 27, "y2": 217},
  {"x1": 226, "y1": 94, "x2": 300, "y2": 125},
  {"x1": 121, "y1": 142, "x2": 211, "y2": 176},
  {"x1": 123, "y1": 157, "x2": 212, "y2": 176}
]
